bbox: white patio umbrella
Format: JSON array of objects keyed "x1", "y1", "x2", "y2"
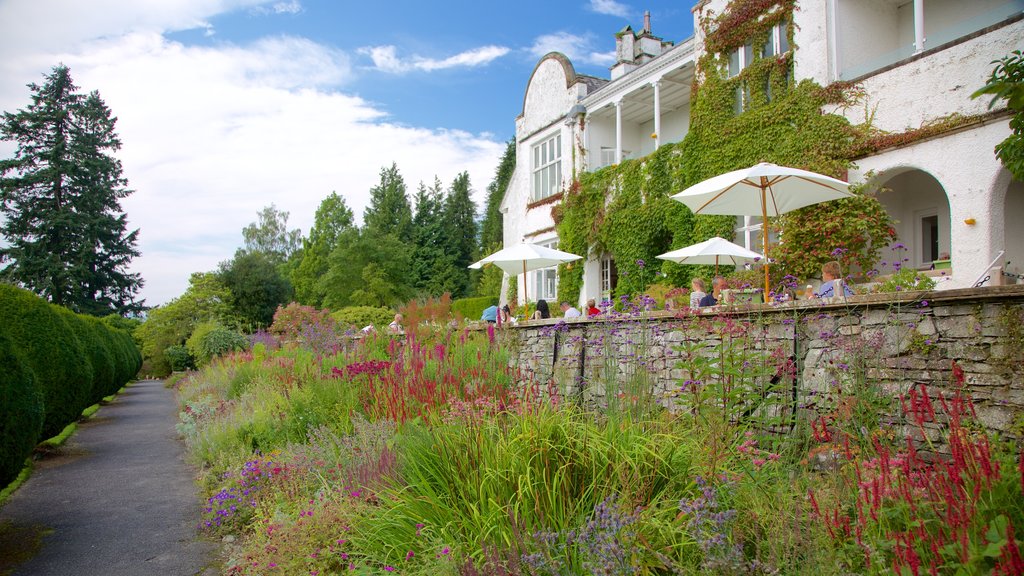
[
  {"x1": 671, "y1": 163, "x2": 854, "y2": 298},
  {"x1": 469, "y1": 242, "x2": 583, "y2": 317},
  {"x1": 656, "y1": 236, "x2": 763, "y2": 275}
]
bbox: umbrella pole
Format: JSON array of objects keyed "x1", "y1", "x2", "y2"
[
  {"x1": 522, "y1": 260, "x2": 529, "y2": 320},
  {"x1": 761, "y1": 179, "x2": 770, "y2": 303},
  {"x1": 715, "y1": 255, "x2": 719, "y2": 276}
]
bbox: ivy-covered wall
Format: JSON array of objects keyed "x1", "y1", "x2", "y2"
[{"x1": 554, "y1": 0, "x2": 897, "y2": 303}]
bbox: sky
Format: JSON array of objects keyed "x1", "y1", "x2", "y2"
[{"x1": 0, "y1": 0, "x2": 698, "y2": 306}]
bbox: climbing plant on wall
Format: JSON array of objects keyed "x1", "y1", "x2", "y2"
[{"x1": 554, "y1": 0, "x2": 896, "y2": 302}]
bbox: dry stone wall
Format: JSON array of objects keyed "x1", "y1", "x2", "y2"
[{"x1": 505, "y1": 285, "x2": 1024, "y2": 436}]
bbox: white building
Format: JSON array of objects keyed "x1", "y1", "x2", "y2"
[{"x1": 500, "y1": 1, "x2": 1024, "y2": 308}]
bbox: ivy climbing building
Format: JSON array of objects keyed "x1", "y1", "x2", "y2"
[{"x1": 500, "y1": 0, "x2": 1024, "y2": 309}]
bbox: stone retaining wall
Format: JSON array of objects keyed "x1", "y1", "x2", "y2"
[{"x1": 505, "y1": 285, "x2": 1024, "y2": 435}]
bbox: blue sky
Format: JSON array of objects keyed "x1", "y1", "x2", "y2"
[{"x1": 0, "y1": 0, "x2": 698, "y2": 305}]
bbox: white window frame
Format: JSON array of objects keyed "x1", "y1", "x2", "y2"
[
  {"x1": 600, "y1": 255, "x2": 617, "y2": 301},
  {"x1": 532, "y1": 133, "x2": 562, "y2": 202},
  {"x1": 763, "y1": 18, "x2": 790, "y2": 58},
  {"x1": 728, "y1": 43, "x2": 754, "y2": 77},
  {"x1": 533, "y1": 239, "x2": 559, "y2": 302}
]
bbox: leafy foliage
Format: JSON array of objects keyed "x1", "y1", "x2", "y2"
[
  {"x1": 291, "y1": 192, "x2": 354, "y2": 307},
  {"x1": 331, "y1": 305, "x2": 394, "y2": 330},
  {"x1": 0, "y1": 65, "x2": 143, "y2": 315},
  {"x1": 240, "y1": 204, "x2": 303, "y2": 265},
  {"x1": 219, "y1": 251, "x2": 292, "y2": 329},
  {"x1": 450, "y1": 296, "x2": 498, "y2": 322},
  {"x1": 134, "y1": 271, "x2": 235, "y2": 376},
  {"x1": 186, "y1": 321, "x2": 248, "y2": 366},
  {"x1": 164, "y1": 344, "x2": 195, "y2": 372},
  {"x1": 973, "y1": 50, "x2": 1024, "y2": 180},
  {"x1": 439, "y1": 172, "x2": 478, "y2": 298},
  {"x1": 322, "y1": 229, "x2": 413, "y2": 309}
]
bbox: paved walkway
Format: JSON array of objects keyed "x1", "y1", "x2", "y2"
[{"x1": 0, "y1": 380, "x2": 219, "y2": 576}]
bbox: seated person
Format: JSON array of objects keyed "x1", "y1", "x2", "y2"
[
  {"x1": 689, "y1": 278, "x2": 707, "y2": 308},
  {"x1": 531, "y1": 299, "x2": 551, "y2": 320},
  {"x1": 586, "y1": 298, "x2": 601, "y2": 317},
  {"x1": 699, "y1": 276, "x2": 727, "y2": 307},
  {"x1": 387, "y1": 313, "x2": 404, "y2": 334},
  {"x1": 499, "y1": 304, "x2": 515, "y2": 325},
  {"x1": 481, "y1": 305, "x2": 498, "y2": 323},
  {"x1": 560, "y1": 301, "x2": 582, "y2": 318},
  {"x1": 815, "y1": 260, "x2": 854, "y2": 298}
]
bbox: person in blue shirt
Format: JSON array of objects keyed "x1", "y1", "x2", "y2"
[
  {"x1": 815, "y1": 260, "x2": 854, "y2": 298},
  {"x1": 481, "y1": 305, "x2": 499, "y2": 323},
  {"x1": 699, "y1": 276, "x2": 726, "y2": 307}
]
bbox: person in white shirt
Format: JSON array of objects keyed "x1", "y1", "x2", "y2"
[
  {"x1": 689, "y1": 278, "x2": 707, "y2": 308},
  {"x1": 560, "y1": 301, "x2": 582, "y2": 318}
]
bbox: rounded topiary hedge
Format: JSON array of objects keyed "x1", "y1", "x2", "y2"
[
  {"x1": 0, "y1": 330, "x2": 44, "y2": 488},
  {"x1": 83, "y1": 316, "x2": 119, "y2": 398},
  {"x1": 0, "y1": 285, "x2": 92, "y2": 438}
]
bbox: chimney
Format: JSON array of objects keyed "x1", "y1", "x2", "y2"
[{"x1": 643, "y1": 10, "x2": 651, "y2": 34}]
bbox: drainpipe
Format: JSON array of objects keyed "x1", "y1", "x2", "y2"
[
  {"x1": 914, "y1": 0, "x2": 925, "y2": 53},
  {"x1": 828, "y1": 0, "x2": 840, "y2": 81}
]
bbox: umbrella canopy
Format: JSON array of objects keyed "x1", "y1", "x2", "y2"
[
  {"x1": 656, "y1": 236, "x2": 763, "y2": 267},
  {"x1": 670, "y1": 162, "x2": 853, "y2": 217},
  {"x1": 671, "y1": 163, "x2": 854, "y2": 297},
  {"x1": 469, "y1": 243, "x2": 582, "y2": 315}
]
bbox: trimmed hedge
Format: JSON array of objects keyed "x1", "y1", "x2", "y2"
[
  {"x1": 0, "y1": 285, "x2": 91, "y2": 438},
  {"x1": 0, "y1": 330, "x2": 43, "y2": 488},
  {"x1": 451, "y1": 296, "x2": 499, "y2": 322},
  {"x1": 331, "y1": 306, "x2": 395, "y2": 331},
  {"x1": 0, "y1": 285, "x2": 142, "y2": 488}
]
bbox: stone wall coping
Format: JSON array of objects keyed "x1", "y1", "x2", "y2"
[{"x1": 510, "y1": 284, "x2": 1024, "y2": 328}]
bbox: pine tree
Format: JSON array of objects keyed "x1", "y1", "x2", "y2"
[
  {"x1": 0, "y1": 65, "x2": 143, "y2": 315},
  {"x1": 410, "y1": 178, "x2": 448, "y2": 294},
  {"x1": 479, "y1": 139, "x2": 515, "y2": 250},
  {"x1": 363, "y1": 163, "x2": 413, "y2": 243},
  {"x1": 440, "y1": 172, "x2": 478, "y2": 298}
]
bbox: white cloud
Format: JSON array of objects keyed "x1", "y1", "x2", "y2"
[
  {"x1": 0, "y1": 6, "x2": 504, "y2": 306},
  {"x1": 589, "y1": 0, "x2": 631, "y2": 18},
  {"x1": 528, "y1": 32, "x2": 616, "y2": 67},
  {"x1": 252, "y1": 0, "x2": 302, "y2": 15},
  {"x1": 359, "y1": 45, "x2": 510, "y2": 73}
]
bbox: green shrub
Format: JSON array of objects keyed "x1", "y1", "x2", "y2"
[
  {"x1": 165, "y1": 344, "x2": 195, "y2": 372},
  {"x1": 0, "y1": 285, "x2": 91, "y2": 438},
  {"x1": 331, "y1": 306, "x2": 393, "y2": 331},
  {"x1": 186, "y1": 322, "x2": 248, "y2": 366},
  {"x1": 0, "y1": 330, "x2": 44, "y2": 488},
  {"x1": 879, "y1": 267, "x2": 937, "y2": 293},
  {"x1": 450, "y1": 296, "x2": 498, "y2": 321},
  {"x1": 52, "y1": 307, "x2": 99, "y2": 408},
  {"x1": 81, "y1": 316, "x2": 118, "y2": 401}
]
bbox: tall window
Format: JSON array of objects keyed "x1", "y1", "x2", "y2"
[
  {"x1": 600, "y1": 256, "x2": 618, "y2": 301},
  {"x1": 763, "y1": 18, "x2": 789, "y2": 58},
  {"x1": 532, "y1": 134, "x2": 562, "y2": 201},
  {"x1": 533, "y1": 240, "x2": 559, "y2": 301},
  {"x1": 728, "y1": 43, "x2": 753, "y2": 77}
]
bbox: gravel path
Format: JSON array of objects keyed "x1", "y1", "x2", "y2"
[{"x1": 0, "y1": 379, "x2": 219, "y2": 576}]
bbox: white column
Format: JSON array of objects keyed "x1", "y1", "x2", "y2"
[
  {"x1": 614, "y1": 100, "x2": 623, "y2": 165},
  {"x1": 652, "y1": 81, "x2": 662, "y2": 149},
  {"x1": 914, "y1": 0, "x2": 925, "y2": 53},
  {"x1": 583, "y1": 116, "x2": 591, "y2": 173}
]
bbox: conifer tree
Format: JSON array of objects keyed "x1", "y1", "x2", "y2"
[
  {"x1": 440, "y1": 172, "x2": 477, "y2": 298},
  {"x1": 363, "y1": 163, "x2": 413, "y2": 243},
  {"x1": 410, "y1": 178, "x2": 447, "y2": 294},
  {"x1": 0, "y1": 65, "x2": 143, "y2": 315},
  {"x1": 479, "y1": 139, "x2": 515, "y2": 250}
]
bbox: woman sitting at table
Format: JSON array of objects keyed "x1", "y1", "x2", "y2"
[{"x1": 815, "y1": 260, "x2": 854, "y2": 298}]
